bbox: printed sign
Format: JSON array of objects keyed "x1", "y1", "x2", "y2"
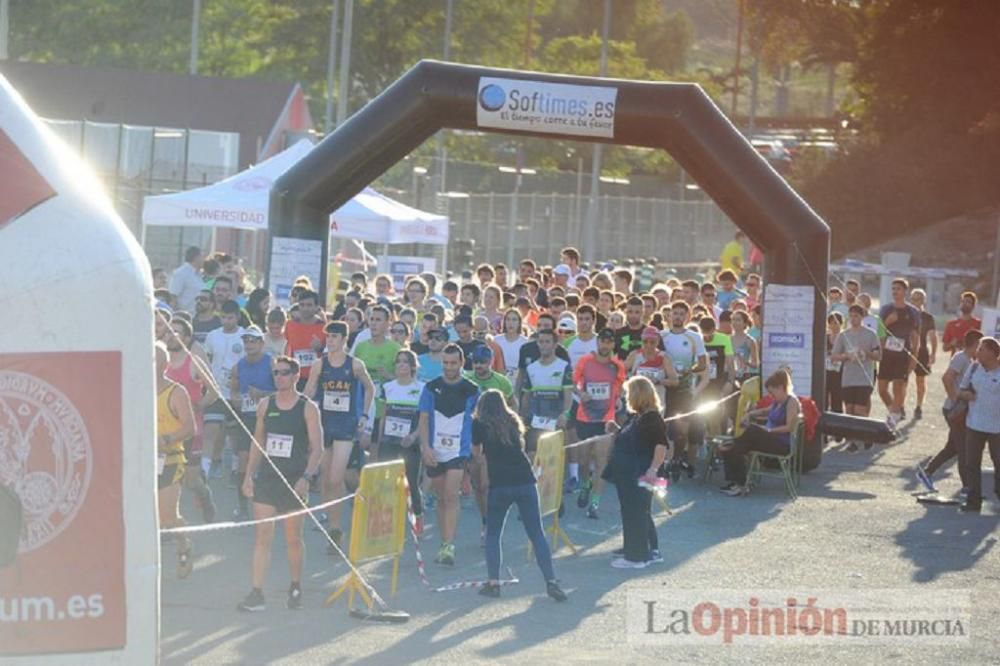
[
  {"x1": 268, "y1": 236, "x2": 324, "y2": 308},
  {"x1": 377, "y1": 255, "x2": 437, "y2": 292},
  {"x1": 761, "y1": 284, "x2": 816, "y2": 398},
  {"x1": 476, "y1": 77, "x2": 618, "y2": 139},
  {"x1": 348, "y1": 460, "x2": 406, "y2": 563},
  {"x1": 533, "y1": 431, "x2": 565, "y2": 518},
  {"x1": 0, "y1": 352, "x2": 126, "y2": 655},
  {"x1": 982, "y1": 307, "x2": 1000, "y2": 338}
]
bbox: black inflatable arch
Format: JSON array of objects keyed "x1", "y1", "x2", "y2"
[{"x1": 268, "y1": 60, "x2": 829, "y2": 414}]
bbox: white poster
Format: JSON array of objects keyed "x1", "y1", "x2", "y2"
[
  {"x1": 377, "y1": 255, "x2": 437, "y2": 291},
  {"x1": 268, "y1": 236, "x2": 324, "y2": 307},
  {"x1": 982, "y1": 307, "x2": 1000, "y2": 338},
  {"x1": 476, "y1": 77, "x2": 618, "y2": 139},
  {"x1": 761, "y1": 284, "x2": 816, "y2": 397}
]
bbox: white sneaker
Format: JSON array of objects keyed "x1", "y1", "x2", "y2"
[{"x1": 611, "y1": 557, "x2": 648, "y2": 569}]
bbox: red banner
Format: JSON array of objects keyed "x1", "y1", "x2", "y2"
[
  {"x1": 0, "y1": 130, "x2": 56, "y2": 228},
  {"x1": 0, "y1": 352, "x2": 126, "y2": 655}
]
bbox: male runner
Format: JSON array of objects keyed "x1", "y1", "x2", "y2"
[
  {"x1": 574, "y1": 329, "x2": 626, "y2": 518},
  {"x1": 453, "y1": 314, "x2": 486, "y2": 370},
  {"x1": 418, "y1": 344, "x2": 479, "y2": 565},
  {"x1": 230, "y1": 326, "x2": 276, "y2": 520},
  {"x1": 238, "y1": 356, "x2": 323, "y2": 612},
  {"x1": 942, "y1": 291, "x2": 981, "y2": 356},
  {"x1": 284, "y1": 289, "x2": 326, "y2": 389},
  {"x1": 522, "y1": 328, "x2": 574, "y2": 453},
  {"x1": 418, "y1": 327, "x2": 449, "y2": 382},
  {"x1": 878, "y1": 278, "x2": 921, "y2": 426},
  {"x1": 353, "y1": 305, "x2": 402, "y2": 436},
  {"x1": 660, "y1": 301, "x2": 708, "y2": 474},
  {"x1": 155, "y1": 343, "x2": 196, "y2": 579},
  {"x1": 831, "y1": 305, "x2": 883, "y2": 452},
  {"x1": 614, "y1": 296, "x2": 648, "y2": 361},
  {"x1": 304, "y1": 322, "x2": 375, "y2": 550},
  {"x1": 699, "y1": 316, "x2": 736, "y2": 435},
  {"x1": 202, "y1": 300, "x2": 245, "y2": 478},
  {"x1": 191, "y1": 290, "x2": 221, "y2": 344}
]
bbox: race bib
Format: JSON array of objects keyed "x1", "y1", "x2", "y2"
[
  {"x1": 636, "y1": 367, "x2": 663, "y2": 382},
  {"x1": 531, "y1": 414, "x2": 558, "y2": 431},
  {"x1": 825, "y1": 357, "x2": 842, "y2": 372},
  {"x1": 295, "y1": 349, "x2": 317, "y2": 367},
  {"x1": 384, "y1": 415, "x2": 412, "y2": 438},
  {"x1": 265, "y1": 433, "x2": 294, "y2": 458},
  {"x1": 433, "y1": 412, "x2": 463, "y2": 458},
  {"x1": 588, "y1": 382, "x2": 611, "y2": 401},
  {"x1": 323, "y1": 390, "x2": 351, "y2": 413},
  {"x1": 156, "y1": 454, "x2": 166, "y2": 476},
  {"x1": 241, "y1": 394, "x2": 258, "y2": 413},
  {"x1": 886, "y1": 336, "x2": 905, "y2": 353},
  {"x1": 504, "y1": 367, "x2": 519, "y2": 381}
]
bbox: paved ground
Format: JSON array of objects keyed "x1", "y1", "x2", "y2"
[{"x1": 161, "y1": 353, "x2": 999, "y2": 664}]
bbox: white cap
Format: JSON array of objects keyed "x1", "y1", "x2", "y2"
[{"x1": 553, "y1": 264, "x2": 572, "y2": 277}]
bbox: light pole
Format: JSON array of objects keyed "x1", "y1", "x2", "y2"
[
  {"x1": 582, "y1": 0, "x2": 611, "y2": 263},
  {"x1": 324, "y1": 0, "x2": 341, "y2": 134},
  {"x1": 434, "y1": 0, "x2": 454, "y2": 204},
  {"x1": 189, "y1": 0, "x2": 201, "y2": 75},
  {"x1": 0, "y1": 0, "x2": 9, "y2": 61},
  {"x1": 335, "y1": 0, "x2": 354, "y2": 126},
  {"x1": 412, "y1": 166, "x2": 427, "y2": 209}
]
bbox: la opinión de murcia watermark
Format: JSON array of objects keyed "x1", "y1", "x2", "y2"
[{"x1": 626, "y1": 590, "x2": 971, "y2": 646}]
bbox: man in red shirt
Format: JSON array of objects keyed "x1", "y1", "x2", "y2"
[
  {"x1": 573, "y1": 329, "x2": 626, "y2": 519},
  {"x1": 284, "y1": 290, "x2": 326, "y2": 388},
  {"x1": 942, "y1": 291, "x2": 981, "y2": 356}
]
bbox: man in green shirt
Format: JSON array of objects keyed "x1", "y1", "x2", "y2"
[
  {"x1": 352, "y1": 305, "x2": 401, "y2": 441},
  {"x1": 464, "y1": 345, "x2": 514, "y2": 404}
]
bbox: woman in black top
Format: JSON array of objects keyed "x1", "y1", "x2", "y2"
[
  {"x1": 605, "y1": 376, "x2": 670, "y2": 568},
  {"x1": 472, "y1": 389, "x2": 567, "y2": 601}
]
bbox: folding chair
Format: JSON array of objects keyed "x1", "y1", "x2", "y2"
[
  {"x1": 746, "y1": 420, "x2": 805, "y2": 500},
  {"x1": 702, "y1": 376, "x2": 760, "y2": 482}
]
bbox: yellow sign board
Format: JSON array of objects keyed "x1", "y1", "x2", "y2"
[
  {"x1": 533, "y1": 431, "x2": 565, "y2": 518},
  {"x1": 348, "y1": 459, "x2": 406, "y2": 563}
]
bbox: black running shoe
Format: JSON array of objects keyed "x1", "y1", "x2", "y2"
[
  {"x1": 576, "y1": 483, "x2": 591, "y2": 509},
  {"x1": 287, "y1": 585, "x2": 303, "y2": 610},
  {"x1": 546, "y1": 580, "x2": 568, "y2": 602},
  {"x1": 681, "y1": 460, "x2": 695, "y2": 479},
  {"x1": 478, "y1": 583, "x2": 500, "y2": 598},
  {"x1": 238, "y1": 589, "x2": 266, "y2": 612},
  {"x1": 612, "y1": 547, "x2": 625, "y2": 556},
  {"x1": 326, "y1": 528, "x2": 343, "y2": 556}
]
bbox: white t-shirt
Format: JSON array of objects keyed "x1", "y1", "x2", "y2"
[
  {"x1": 169, "y1": 262, "x2": 205, "y2": 313},
  {"x1": 349, "y1": 328, "x2": 372, "y2": 354},
  {"x1": 661, "y1": 328, "x2": 706, "y2": 388},
  {"x1": 566, "y1": 334, "x2": 598, "y2": 371},
  {"x1": 203, "y1": 326, "x2": 246, "y2": 399},
  {"x1": 493, "y1": 334, "x2": 529, "y2": 382}
]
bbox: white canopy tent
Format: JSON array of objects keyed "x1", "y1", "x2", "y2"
[{"x1": 141, "y1": 139, "x2": 449, "y2": 255}]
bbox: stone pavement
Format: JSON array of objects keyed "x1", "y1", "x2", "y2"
[{"x1": 160, "y1": 354, "x2": 999, "y2": 664}]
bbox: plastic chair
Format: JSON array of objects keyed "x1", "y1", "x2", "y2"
[
  {"x1": 746, "y1": 419, "x2": 805, "y2": 500},
  {"x1": 702, "y1": 376, "x2": 760, "y2": 482}
]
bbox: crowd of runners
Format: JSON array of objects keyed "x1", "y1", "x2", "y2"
[{"x1": 150, "y1": 236, "x2": 1000, "y2": 612}]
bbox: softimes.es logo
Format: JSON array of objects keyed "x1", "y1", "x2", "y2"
[{"x1": 626, "y1": 590, "x2": 970, "y2": 646}]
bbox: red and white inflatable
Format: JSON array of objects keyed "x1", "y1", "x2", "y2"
[{"x1": 0, "y1": 74, "x2": 158, "y2": 661}]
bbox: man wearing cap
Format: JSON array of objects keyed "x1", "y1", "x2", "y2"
[
  {"x1": 552, "y1": 264, "x2": 572, "y2": 290},
  {"x1": 574, "y1": 329, "x2": 627, "y2": 519},
  {"x1": 418, "y1": 327, "x2": 449, "y2": 382},
  {"x1": 229, "y1": 326, "x2": 276, "y2": 520}
]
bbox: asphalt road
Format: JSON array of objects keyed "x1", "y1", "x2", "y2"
[{"x1": 161, "y1": 353, "x2": 999, "y2": 664}]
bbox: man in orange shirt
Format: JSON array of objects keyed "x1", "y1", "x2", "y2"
[
  {"x1": 284, "y1": 289, "x2": 326, "y2": 389},
  {"x1": 942, "y1": 291, "x2": 982, "y2": 356}
]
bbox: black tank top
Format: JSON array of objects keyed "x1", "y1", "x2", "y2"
[{"x1": 259, "y1": 394, "x2": 310, "y2": 481}]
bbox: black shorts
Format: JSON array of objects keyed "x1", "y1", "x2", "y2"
[
  {"x1": 233, "y1": 415, "x2": 257, "y2": 452},
  {"x1": 426, "y1": 456, "x2": 468, "y2": 478},
  {"x1": 348, "y1": 441, "x2": 365, "y2": 470},
  {"x1": 158, "y1": 462, "x2": 184, "y2": 489},
  {"x1": 203, "y1": 399, "x2": 227, "y2": 423},
  {"x1": 879, "y1": 350, "x2": 911, "y2": 382},
  {"x1": 253, "y1": 473, "x2": 305, "y2": 514},
  {"x1": 841, "y1": 385, "x2": 873, "y2": 408},
  {"x1": 914, "y1": 348, "x2": 931, "y2": 377},
  {"x1": 575, "y1": 420, "x2": 607, "y2": 440},
  {"x1": 665, "y1": 388, "x2": 694, "y2": 417},
  {"x1": 566, "y1": 400, "x2": 579, "y2": 428}
]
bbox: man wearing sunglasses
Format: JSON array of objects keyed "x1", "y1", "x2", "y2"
[
  {"x1": 229, "y1": 326, "x2": 276, "y2": 521},
  {"x1": 418, "y1": 327, "x2": 449, "y2": 382},
  {"x1": 238, "y1": 356, "x2": 323, "y2": 612}
]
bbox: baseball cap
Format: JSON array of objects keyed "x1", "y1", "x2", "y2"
[
  {"x1": 242, "y1": 325, "x2": 265, "y2": 340},
  {"x1": 471, "y1": 345, "x2": 494, "y2": 363},
  {"x1": 553, "y1": 264, "x2": 572, "y2": 277},
  {"x1": 557, "y1": 317, "x2": 577, "y2": 333},
  {"x1": 597, "y1": 328, "x2": 615, "y2": 341},
  {"x1": 641, "y1": 326, "x2": 660, "y2": 341}
]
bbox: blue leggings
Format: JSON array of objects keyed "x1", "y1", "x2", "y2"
[{"x1": 485, "y1": 483, "x2": 555, "y2": 582}]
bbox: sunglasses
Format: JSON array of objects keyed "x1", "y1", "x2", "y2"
[
  {"x1": 429, "y1": 334, "x2": 448, "y2": 341},
  {"x1": 196, "y1": 296, "x2": 211, "y2": 302},
  {"x1": 391, "y1": 328, "x2": 408, "y2": 335},
  {"x1": 272, "y1": 368, "x2": 295, "y2": 377}
]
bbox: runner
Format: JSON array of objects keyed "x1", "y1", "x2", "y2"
[
  {"x1": 831, "y1": 305, "x2": 883, "y2": 453},
  {"x1": 573, "y1": 329, "x2": 626, "y2": 519},
  {"x1": 202, "y1": 300, "x2": 246, "y2": 479},
  {"x1": 878, "y1": 278, "x2": 921, "y2": 426},
  {"x1": 660, "y1": 301, "x2": 708, "y2": 474},
  {"x1": 353, "y1": 305, "x2": 402, "y2": 445},
  {"x1": 614, "y1": 296, "x2": 648, "y2": 361},
  {"x1": 908, "y1": 288, "x2": 938, "y2": 419},
  {"x1": 916, "y1": 329, "x2": 983, "y2": 493},
  {"x1": 826, "y1": 313, "x2": 845, "y2": 421},
  {"x1": 191, "y1": 290, "x2": 221, "y2": 344},
  {"x1": 942, "y1": 291, "x2": 981, "y2": 356},
  {"x1": 417, "y1": 326, "x2": 449, "y2": 382},
  {"x1": 371, "y1": 350, "x2": 427, "y2": 535},
  {"x1": 715, "y1": 269, "x2": 747, "y2": 312},
  {"x1": 453, "y1": 314, "x2": 486, "y2": 370},
  {"x1": 229, "y1": 326, "x2": 276, "y2": 521},
  {"x1": 238, "y1": 356, "x2": 323, "y2": 612},
  {"x1": 263, "y1": 307, "x2": 288, "y2": 358},
  {"x1": 493, "y1": 309, "x2": 530, "y2": 384},
  {"x1": 517, "y1": 313, "x2": 571, "y2": 389},
  {"x1": 522, "y1": 328, "x2": 574, "y2": 455},
  {"x1": 418, "y1": 344, "x2": 480, "y2": 566},
  {"x1": 155, "y1": 343, "x2": 196, "y2": 579},
  {"x1": 699, "y1": 316, "x2": 735, "y2": 436},
  {"x1": 284, "y1": 289, "x2": 326, "y2": 390},
  {"x1": 164, "y1": 318, "x2": 218, "y2": 523},
  {"x1": 625, "y1": 326, "x2": 678, "y2": 409},
  {"x1": 303, "y1": 322, "x2": 375, "y2": 550},
  {"x1": 472, "y1": 389, "x2": 568, "y2": 602},
  {"x1": 464, "y1": 345, "x2": 514, "y2": 543},
  {"x1": 730, "y1": 310, "x2": 759, "y2": 381}
]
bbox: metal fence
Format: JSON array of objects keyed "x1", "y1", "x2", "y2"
[{"x1": 434, "y1": 192, "x2": 736, "y2": 271}]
